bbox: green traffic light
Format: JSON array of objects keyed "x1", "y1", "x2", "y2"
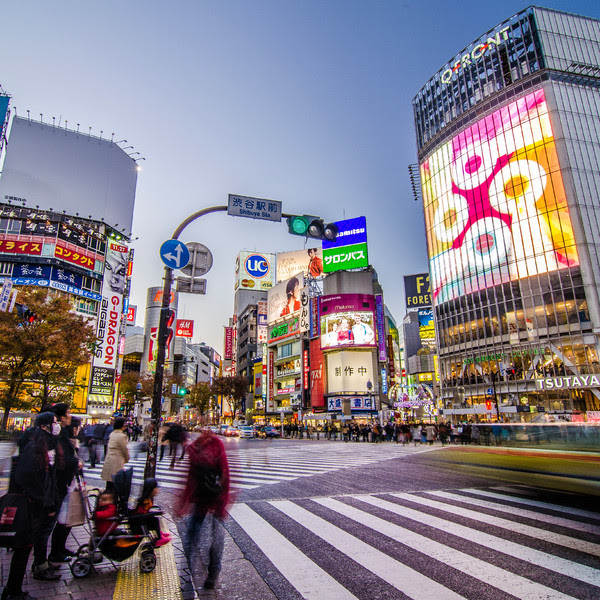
[
  {"x1": 287, "y1": 215, "x2": 310, "y2": 235},
  {"x1": 179, "y1": 387, "x2": 188, "y2": 396}
]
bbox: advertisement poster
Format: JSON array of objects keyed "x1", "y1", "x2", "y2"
[
  {"x1": 375, "y1": 295, "x2": 387, "y2": 362},
  {"x1": 322, "y1": 216, "x2": 368, "y2": 273},
  {"x1": 404, "y1": 274, "x2": 432, "y2": 309},
  {"x1": 276, "y1": 248, "x2": 324, "y2": 282},
  {"x1": 319, "y1": 294, "x2": 376, "y2": 350},
  {"x1": 326, "y1": 350, "x2": 374, "y2": 394},
  {"x1": 235, "y1": 251, "x2": 276, "y2": 291},
  {"x1": 267, "y1": 273, "x2": 305, "y2": 322},
  {"x1": 309, "y1": 339, "x2": 325, "y2": 408},
  {"x1": 224, "y1": 326, "x2": 234, "y2": 360},
  {"x1": 418, "y1": 308, "x2": 436, "y2": 347},
  {"x1": 176, "y1": 319, "x2": 194, "y2": 337}
]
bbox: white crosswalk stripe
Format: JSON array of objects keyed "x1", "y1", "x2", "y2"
[
  {"x1": 81, "y1": 442, "x2": 434, "y2": 491},
  {"x1": 228, "y1": 487, "x2": 600, "y2": 600}
]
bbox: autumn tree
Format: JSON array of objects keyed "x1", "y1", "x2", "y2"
[
  {"x1": 187, "y1": 382, "x2": 216, "y2": 422},
  {"x1": 0, "y1": 288, "x2": 97, "y2": 428},
  {"x1": 211, "y1": 375, "x2": 249, "y2": 420}
]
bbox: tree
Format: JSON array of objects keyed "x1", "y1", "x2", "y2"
[
  {"x1": 0, "y1": 288, "x2": 97, "y2": 428},
  {"x1": 211, "y1": 375, "x2": 249, "y2": 420},
  {"x1": 187, "y1": 382, "x2": 215, "y2": 422}
]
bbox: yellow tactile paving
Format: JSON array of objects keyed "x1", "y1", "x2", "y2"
[{"x1": 112, "y1": 524, "x2": 182, "y2": 600}]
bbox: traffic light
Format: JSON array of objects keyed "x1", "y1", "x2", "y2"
[
  {"x1": 16, "y1": 304, "x2": 37, "y2": 324},
  {"x1": 286, "y1": 215, "x2": 338, "y2": 241},
  {"x1": 178, "y1": 387, "x2": 189, "y2": 396}
]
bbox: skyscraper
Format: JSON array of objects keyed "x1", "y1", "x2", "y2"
[{"x1": 413, "y1": 6, "x2": 600, "y2": 420}]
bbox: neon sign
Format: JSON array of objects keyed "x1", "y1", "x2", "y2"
[{"x1": 441, "y1": 26, "x2": 510, "y2": 85}]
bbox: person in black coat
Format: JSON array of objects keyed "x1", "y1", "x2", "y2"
[
  {"x1": 13, "y1": 412, "x2": 63, "y2": 583},
  {"x1": 48, "y1": 405, "x2": 83, "y2": 562}
]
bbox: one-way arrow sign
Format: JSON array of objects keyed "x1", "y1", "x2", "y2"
[{"x1": 160, "y1": 239, "x2": 191, "y2": 270}]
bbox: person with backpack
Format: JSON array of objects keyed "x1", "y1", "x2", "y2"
[{"x1": 177, "y1": 430, "x2": 230, "y2": 591}]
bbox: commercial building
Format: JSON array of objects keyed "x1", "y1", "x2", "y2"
[
  {"x1": 413, "y1": 6, "x2": 600, "y2": 421},
  {"x1": 0, "y1": 102, "x2": 139, "y2": 417}
]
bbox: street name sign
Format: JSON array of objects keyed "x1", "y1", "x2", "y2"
[{"x1": 227, "y1": 194, "x2": 282, "y2": 222}]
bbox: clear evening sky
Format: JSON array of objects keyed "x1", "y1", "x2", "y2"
[{"x1": 2, "y1": 0, "x2": 599, "y2": 351}]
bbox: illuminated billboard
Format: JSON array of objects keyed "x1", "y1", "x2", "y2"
[
  {"x1": 420, "y1": 89, "x2": 578, "y2": 304},
  {"x1": 276, "y1": 248, "x2": 324, "y2": 282},
  {"x1": 235, "y1": 251, "x2": 276, "y2": 290},
  {"x1": 418, "y1": 308, "x2": 436, "y2": 347},
  {"x1": 322, "y1": 216, "x2": 368, "y2": 273},
  {"x1": 0, "y1": 117, "x2": 138, "y2": 237},
  {"x1": 266, "y1": 273, "x2": 305, "y2": 323},
  {"x1": 404, "y1": 274, "x2": 432, "y2": 309},
  {"x1": 319, "y1": 294, "x2": 376, "y2": 350},
  {"x1": 326, "y1": 350, "x2": 374, "y2": 394}
]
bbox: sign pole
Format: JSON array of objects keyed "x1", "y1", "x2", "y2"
[{"x1": 144, "y1": 205, "x2": 227, "y2": 480}]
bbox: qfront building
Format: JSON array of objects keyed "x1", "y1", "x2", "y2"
[{"x1": 413, "y1": 6, "x2": 600, "y2": 420}]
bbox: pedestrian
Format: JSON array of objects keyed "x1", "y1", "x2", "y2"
[
  {"x1": 49, "y1": 406, "x2": 84, "y2": 563},
  {"x1": 87, "y1": 422, "x2": 107, "y2": 468},
  {"x1": 101, "y1": 417, "x2": 129, "y2": 491},
  {"x1": 164, "y1": 422, "x2": 187, "y2": 469},
  {"x1": 425, "y1": 424, "x2": 437, "y2": 445},
  {"x1": 13, "y1": 412, "x2": 62, "y2": 582},
  {"x1": 411, "y1": 423, "x2": 421, "y2": 445},
  {"x1": 177, "y1": 430, "x2": 231, "y2": 591}
]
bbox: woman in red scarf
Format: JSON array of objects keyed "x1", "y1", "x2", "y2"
[{"x1": 176, "y1": 430, "x2": 231, "y2": 590}]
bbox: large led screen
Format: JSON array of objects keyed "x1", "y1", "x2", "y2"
[
  {"x1": 420, "y1": 89, "x2": 578, "y2": 304},
  {"x1": 320, "y1": 294, "x2": 376, "y2": 350}
]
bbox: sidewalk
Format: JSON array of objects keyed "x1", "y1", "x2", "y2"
[
  {"x1": 0, "y1": 510, "x2": 193, "y2": 600},
  {"x1": 0, "y1": 441, "x2": 196, "y2": 600}
]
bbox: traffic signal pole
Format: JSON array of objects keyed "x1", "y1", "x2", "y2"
[
  {"x1": 144, "y1": 205, "x2": 227, "y2": 480},
  {"x1": 143, "y1": 204, "x2": 328, "y2": 480}
]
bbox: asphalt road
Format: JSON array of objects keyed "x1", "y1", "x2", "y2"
[{"x1": 165, "y1": 438, "x2": 600, "y2": 600}]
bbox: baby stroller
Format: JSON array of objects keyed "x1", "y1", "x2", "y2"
[{"x1": 70, "y1": 467, "x2": 162, "y2": 578}]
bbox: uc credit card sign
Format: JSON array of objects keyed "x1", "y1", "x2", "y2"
[
  {"x1": 235, "y1": 251, "x2": 276, "y2": 290},
  {"x1": 322, "y1": 216, "x2": 368, "y2": 273}
]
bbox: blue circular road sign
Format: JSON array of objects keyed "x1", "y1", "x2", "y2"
[{"x1": 160, "y1": 239, "x2": 190, "y2": 270}]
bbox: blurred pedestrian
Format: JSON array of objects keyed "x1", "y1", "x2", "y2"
[
  {"x1": 177, "y1": 430, "x2": 230, "y2": 591},
  {"x1": 101, "y1": 418, "x2": 129, "y2": 491},
  {"x1": 13, "y1": 412, "x2": 62, "y2": 583}
]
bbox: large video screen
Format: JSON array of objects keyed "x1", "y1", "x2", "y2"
[
  {"x1": 420, "y1": 88, "x2": 578, "y2": 304},
  {"x1": 319, "y1": 294, "x2": 376, "y2": 350}
]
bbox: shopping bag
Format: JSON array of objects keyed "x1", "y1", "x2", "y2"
[
  {"x1": 0, "y1": 493, "x2": 33, "y2": 547},
  {"x1": 57, "y1": 484, "x2": 85, "y2": 527}
]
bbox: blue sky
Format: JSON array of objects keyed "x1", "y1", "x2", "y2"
[{"x1": 2, "y1": 0, "x2": 599, "y2": 351}]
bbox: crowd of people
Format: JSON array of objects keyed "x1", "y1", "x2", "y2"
[
  {"x1": 282, "y1": 420, "x2": 495, "y2": 445},
  {"x1": 1, "y1": 410, "x2": 231, "y2": 600}
]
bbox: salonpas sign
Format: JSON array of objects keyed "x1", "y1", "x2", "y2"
[{"x1": 535, "y1": 375, "x2": 600, "y2": 390}]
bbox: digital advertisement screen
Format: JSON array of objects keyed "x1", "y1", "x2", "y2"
[
  {"x1": 420, "y1": 88, "x2": 578, "y2": 304},
  {"x1": 319, "y1": 294, "x2": 376, "y2": 350}
]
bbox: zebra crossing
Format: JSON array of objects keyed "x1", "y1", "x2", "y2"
[
  {"x1": 81, "y1": 441, "x2": 434, "y2": 491},
  {"x1": 227, "y1": 485, "x2": 600, "y2": 600}
]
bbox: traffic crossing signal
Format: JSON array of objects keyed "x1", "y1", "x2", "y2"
[{"x1": 287, "y1": 215, "x2": 338, "y2": 241}]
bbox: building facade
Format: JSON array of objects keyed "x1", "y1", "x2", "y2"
[{"x1": 413, "y1": 6, "x2": 600, "y2": 420}]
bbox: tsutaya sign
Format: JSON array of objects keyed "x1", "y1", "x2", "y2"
[
  {"x1": 536, "y1": 375, "x2": 600, "y2": 391},
  {"x1": 441, "y1": 26, "x2": 511, "y2": 84}
]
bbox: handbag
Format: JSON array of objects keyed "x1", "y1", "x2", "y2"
[
  {"x1": 57, "y1": 482, "x2": 86, "y2": 527},
  {"x1": 0, "y1": 493, "x2": 33, "y2": 548}
]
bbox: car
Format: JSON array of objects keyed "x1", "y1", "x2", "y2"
[
  {"x1": 238, "y1": 425, "x2": 255, "y2": 438},
  {"x1": 224, "y1": 426, "x2": 240, "y2": 437},
  {"x1": 262, "y1": 426, "x2": 281, "y2": 438},
  {"x1": 219, "y1": 424, "x2": 230, "y2": 436}
]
